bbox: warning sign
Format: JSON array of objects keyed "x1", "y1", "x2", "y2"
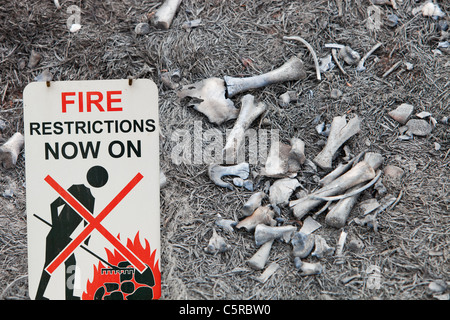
[{"x1": 23, "y1": 79, "x2": 160, "y2": 300}]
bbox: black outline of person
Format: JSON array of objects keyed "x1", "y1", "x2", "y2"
[{"x1": 35, "y1": 165, "x2": 108, "y2": 300}]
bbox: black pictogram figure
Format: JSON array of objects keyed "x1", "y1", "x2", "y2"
[{"x1": 35, "y1": 166, "x2": 108, "y2": 300}]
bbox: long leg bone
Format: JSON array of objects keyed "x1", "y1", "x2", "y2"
[
  {"x1": 324, "y1": 152, "x2": 383, "y2": 228},
  {"x1": 313, "y1": 115, "x2": 361, "y2": 170},
  {"x1": 223, "y1": 94, "x2": 266, "y2": 161},
  {"x1": 224, "y1": 56, "x2": 306, "y2": 98},
  {"x1": 177, "y1": 77, "x2": 238, "y2": 125},
  {"x1": 0, "y1": 132, "x2": 24, "y2": 169},
  {"x1": 289, "y1": 161, "x2": 375, "y2": 219},
  {"x1": 208, "y1": 162, "x2": 249, "y2": 190},
  {"x1": 254, "y1": 224, "x2": 297, "y2": 246},
  {"x1": 153, "y1": 0, "x2": 182, "y2": 30},
  {"x1": 236, "y1": 205, "x2": 275, "y2": 232}
]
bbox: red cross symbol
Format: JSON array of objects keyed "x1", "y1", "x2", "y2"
[{"x1": 43, "y1": 173, "x2": 147, "y2": 274}]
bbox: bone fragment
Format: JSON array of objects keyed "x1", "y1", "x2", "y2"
[
  {"x1": 0, "y1": 133, "x2": 24, "y2": 169},
  {"x1": 291, "y1": 232, "x2": 315, "y2": 258},
  {"x1": 224, "y1": 56, "x2": 306, "y2": 97},
  {"x1": 177, "y1": 77, "x2": 238, "y2": 125},
  {"x1": 248, "y1": 239, "x2": 273, "y2": 270},
  {"x1": 153, "y1": 0, "x2": 182, "y2": 30},
  {"x1": 290, "y1": 161, "x2": 375, "y2": 219},
  {"x1": 294, "y1": 258, "x2": 323, "y2": 276},
  {"x1": 256, "y1": 262, "x2": 279, "y2": 283},
  {"x1": 279, "y1": 91, "x2": 297, "y2": 107},
  {"x1": 356, "y1": 42, "x2": 382, "y2": 72},
  {"x1": 208, "y1": 162, "x2": 249, "y2": 190},
  {"x1": 269, "y1": 177, "x2": 300, "y2": 207},
  {"x1": 242, "y1": 191, "x2": 266, "y2": 216},
  {"x1": 358, "y1": 198, "x2": 380, "y2": 215},
  {"x1": 313, "y1": 115, "x2": 361, "y2": 170},
  {"x1": 215, "y1": 214, "x2": 237, "y2": 233},
  {"x1": 335, "y1": 229, "x2": 348, "y2": 257},
  {"x1": 312, "y1": 235, "x2": 335, "y2": 259},
  {"x1": 261, "y1": 138, "x2": 305, "y2": 177},
  {"x1": 223, "y1": 94, "x2": 266, "y2": 161},
  {"x1": 254, "y1": 224, "x2": 297, "y2": 246},
  {"x1": 236, "y1": 205, "x2": 275, "y2": 232},
  {"x1": 299, "y1": 216, "x2": 322, "y2": 235},
  {"x1": 204, "y1": 228, "x2": 230, "y2": 254},
  {"x1": 388, "y1": 103, "x2": 414, "y2": 124},
  {"x1": 28, "y1": 50, "x2": 42, "y2": 68},
  {"x1": 283, "y1": 36, "x2": 321, "y2": 80},
  {"x1": 370, "y1": 0, "x2": 397, "y2": 9},
  {"x1": 160, "y1": 169, "x2": 167, "y2": 188},
  {"x1": 339, "y1": 46, "x2": 361, "y2": 65}
]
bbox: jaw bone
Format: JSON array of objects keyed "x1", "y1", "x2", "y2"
[
  {"x1": 224, "y1": 56, "x2": 307, "y2": 98},
  {"x1": 208, "y1": 162, "x2": 249, "y2": 190},
  {"x1": 177, "y1": 77, "x2": 238, "y2": 125},
  {"x1": 0, "y1": 132, "x2": 24, "y2": 169},
  {"x1": 223, "y1": 94, "x2": 267, "y2": 162},
  {"x1": 313, "y1": 115, "x2": 361, "y2": 170}
]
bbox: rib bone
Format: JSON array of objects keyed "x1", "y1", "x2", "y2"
[
  {"x1": 290, "y1": 161, "x2": 375, "y2": 219},
  {"x1": 313, "y1": 115, "x2": 361, "y2": 170},
  {"x1": 153, "y1": 0, "x2": 182, "y2": 30},
  {"x1": 0, "y1": 132, "x2": 24, "y2": 169},
  {"x1": 224, "y1": 56, "x2": 306, "y2": 98},
  {"x1": 208, "y1": 162, "x2": 249, "y2": 190},
  {"x1": 177, "y1": 77, "x2": 238, "y2": 125},
  {"x1": 223, "y1": 94, "x2": 266, "y2": 161}
]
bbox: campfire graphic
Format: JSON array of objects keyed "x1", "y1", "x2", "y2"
[{"x1": 82, "y1": 232, "x2": 160, "y2": 300}]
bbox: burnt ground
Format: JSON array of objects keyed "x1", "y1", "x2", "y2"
[{"x1": 0, "y1": 0, "x2": 448, "y2": 300}]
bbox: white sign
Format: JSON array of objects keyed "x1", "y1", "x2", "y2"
[{"x1": 24, "y1": 79, "x2": 160, "y2": 300}]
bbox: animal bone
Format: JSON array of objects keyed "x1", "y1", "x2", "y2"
[
  {"x1": 0, "y1": 132, "x2": 24, "y2": 169},
  {"x1": 224, "y1": 56, "x2": 306, "y2": 98},
  {"x1": 256, "y1": 262, "x2": 279, "y2": 283},
  {"x1": 313, "y1": 115, "x2": 361, "y2": 170},
  {"x1": 388, "y1": 103, "x2": 414, "y2": 124},
  {"x1": 335, "y1": 229, "x2": 348, "y2": 258},
  {"x1": 323, "y1": 152, "x2": 383, "y2": 228},
  {"x1": 242, "y1": 191, "x2": 266, "y2": 216},
  {"x1": 215, "y1": 214, "x2": 237, "y2": 233},
  {"x1": 338, "y1": 46, "x2": 361, "y2": 65},
  {"x1": 261, "y1": 138, "x2": 305, "y2": 177},
  {"x1": 299, "y1": 216, "x2": 322, "y2": 234},
  {"x1": 269, "y1": 177, "x2": 300, "y2": 206},
  {"x1": 152, "y1": 0, "x2": 182, "y2": 30},
  {"x1": 318, "y1": 152, "x2": 364, "y2": 186},
  {"x1": 279, "y1": 91, "x2": 297, "y2": 107},
  {"x1": 283, "y1": 36, "x2": 321, "y2": 80},
  {"x1": 356, "y1": 42, "x2": 382, "y2": 72},
  {"x1": 236, "y1": 205, "x2": 275, "y2": 232},
  {"x1": 223, "y1": 94, "x2": 266, "y2": 161},
  {"x1": 254, "y1": 224, "x2": 297, "y2": 246},
  {"x1": 204, "y1": 228, "x2": 230, "y2": 254},
  {"x1": 294, "y1": 258, "x2": 323, "y2": 276},
  {"x1": 208, "y1": 162, "x2": 249, "y2": 190},
  {"x1": 248, "y1": 239, "x2": 274, "y2": 270},
  {"x1": 370, "y1": 0, "x2": 397, "y2": 10},
  {"x1": 177, "y1": 77, "x2": 238, "y2": 125},
  {"x1": 291, "y1": 232, "x2": 315, "y2": 258},
  {"x1": 290, "y1": 161, "x2": 376, "y2": 219},
  {"x1": 160, "y1": 169, "x2": 167, "y2": 188},
  {"x1": 311, "y1": 235, "x2": 335, "y2": 259}
]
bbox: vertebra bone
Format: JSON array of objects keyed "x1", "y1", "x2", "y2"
[{"x1": 224, "y1": 56, "x2": 306, "y2": 98}]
